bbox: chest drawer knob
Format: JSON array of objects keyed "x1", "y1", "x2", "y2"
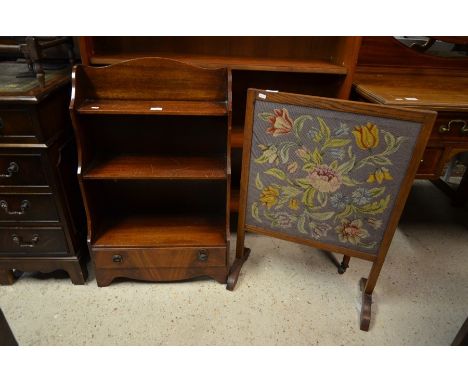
[
  {"x1": 11, "y1": 233, "x2": 39, "y2": 248},
  {"x1": 0, "y1": 199, "x2": 30, "y2": 215},
  {"x1": 112, "y1": 254, "x2": 123, "y2": 263},
  {"x1": 197, "y1": 249, "x2": 209, "y2": 262},
  {"x1": 0, "y1": 162, "x2": 19, "y2": 178}
]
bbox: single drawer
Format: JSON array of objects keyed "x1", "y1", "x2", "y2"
[
  {"x1": 431, "y1": 112, "x2": 468, "y2": 141},
  {"x1": 0, "y1": 193, "x2": 59, "y2": 222},
  {"x1": 0, "y1": 107, "x2": 37, "y2": 143},
  {"x1": 0, "y1": 227, "x2": 68, "y2": 256},
  {"x1": 416, "y1": 147, "x2": 444, "y2": 178},
  {"x1": 0, "y1": 154, "x2": 48, "y2": 186},
  {"x1": 94, "y1": 247, "x2": 227, "y2": 269}
]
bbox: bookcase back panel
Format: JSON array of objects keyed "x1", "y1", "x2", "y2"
[{"x1": 78, "y1": 115, "x2": 227, "y2": 156}]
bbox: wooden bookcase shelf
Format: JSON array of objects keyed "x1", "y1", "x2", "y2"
[
  {"x1": 89, "y1": 53, "x2": 348, "y2": 74},
  {"x1": 94, "y1": 214, "x2": 226, "y2": 248},
  {"x1": 70, "y1": 57, "x2": 231, "y2": 286},
  {"x1": 78, "y1": 99, "x2": 228, "y2": 116},
  {"x1": 83, "y1": 154, "x2": 226, "y2": 180},
  {"x1": 79, "y1": 37, "x2": 362, "y2": 212}
]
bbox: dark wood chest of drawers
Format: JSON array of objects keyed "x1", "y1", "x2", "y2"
[{"x1": 0, "y1": 62, "x2": 87, "y2": 285}]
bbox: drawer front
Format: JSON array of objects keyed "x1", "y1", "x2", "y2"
[
  {"x1": 0, "y1": 193, "x2": 59, "y2": 222},
  {"x1": 416, "y1": 147, "x2": 444, "y2": 178},
  {"x1": 94, "y1": 247, "x2": 227, "y2": 269},
  {"x1": 432, "y1": 112, "x2": 468, "y2": 141},
  {"x1": 0, "y1": 108, "x2": 37, "y2": 143},
  {"x1": 0, "y1": 154, "x2": 48, "y2": 186},
  {"x1": 0, "y1": 227, "x2": 68, "y2": 256}
]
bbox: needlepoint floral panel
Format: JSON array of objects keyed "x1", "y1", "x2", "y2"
[{"x1": 245, "y1": 100, "x2": 423, "y2": 255}]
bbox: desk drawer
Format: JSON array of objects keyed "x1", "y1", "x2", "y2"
[
  {"x1": 0, "y1": 154, "x2": 48, "y2": 186},
  {"x1": 0, "y1": 226, "x2": 68, "y2": 256},
  {"x1": 416, "y1": 148, "x2": 444, "y2": 178},
  {"x1": 94, "y1": 247, "x2": 227, "y2": 269},
  {"x1": 0, "y1": 108, "x2": 37, "y2": 143},
  {"x1": 0, "y1": 193, "x2": 59, "y2": 222},
  {"x1": 432, "y1": 112, "x2": 468, "y2": 141}
]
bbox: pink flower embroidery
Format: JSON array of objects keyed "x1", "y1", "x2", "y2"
[
  {"x1": 267, "y1": 108, "x2": 293, "y2": 137},
  {"x1": 307, "y1": 165, "x2": 342, "y2": 193},
  {"x1": 336, "y1": 219, "x2": 369, "y2": 245}
]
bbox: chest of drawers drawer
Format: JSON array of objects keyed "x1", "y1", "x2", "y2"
[
  {"x1": 431, "y1": 112, "x2": 468, "y2": 141},
  {"x1": 0, "y1": 153, "x2": 48, "y2": 187},
  {"x1": 94, "y1": 246, "x2": 227, "y2": 269},
  {"x1": 0, "y1": 193, "x2": 59, "y2": 222},
  {"x1": 0, "y1": 107, "x2": 38, "y2": 144},
  {"x1": 0, "y1": 226, "x2": 68, "y2": 256}
]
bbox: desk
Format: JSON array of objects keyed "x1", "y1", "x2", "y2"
[{"x1": 353, "y1": 37, "x2": 468, "y2": 205}]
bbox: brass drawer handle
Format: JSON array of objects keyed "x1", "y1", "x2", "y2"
[
  {"x1": 197, "y1": 249, "x2": 208, "y2": 262},
  {"x1": 112, "y1": 254, "x2": 123, "y2": 263},
  {"x1": 439, "y1": 124, "x2": 451, "y2": 133},
  {"x1": 0, "y1": 199, "x2": 30, "y2": 215},
  {"x1": 11, "y1": 233, "x2": 39, "y2": 248},
  {"x1": 0, "y1": 162, "x2": 19, "y2": 178}
]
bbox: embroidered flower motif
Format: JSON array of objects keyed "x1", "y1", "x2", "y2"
[
  {"x1": 287, "y1": 161, "x2": 298, "y2": 173},
  {"x1": 258, "y1": 144, "x2": 279, "y2": 164},
  {"x1": 274, "y1": 212, "x2": 296, "y2": 228},
  {"x1": 307, "y1": 165, "x2": 342, "y2": 193},
  {"x1": 309, "y1": 222, "x2": 332, "y2": 239},
  {"x1": 260, "y1": 186, "x2": 280, "y2": 209},
  {"x1": 367, "y1": 167, "x2": 393, "y2": 184},
  {"x1": 336, "y1": 219, "x2": 369, "y2": 245},
  {"x1": 351, "y1": 188, "x2": 372, "y2": 206},
  {"x1": 267, "y1": 108, "x2": 293, "y2": 137},
  {"x1": 289, "y1": 198, "x2": 299, "y2": 210},
  {"x1": 328, "y1": 147, "x2": 345, "y2": 161},
  {"x1": 295, "y1": 146, "x2": 309, "y2": 160},
  {"x1": 335, "y1": 122, "x2": 349, "y2": 136},
  {"x1": 330, "y1": 192, "x2": 350, "y2": 209},
  {"x1": 353, "y1": 122, "x2": 379, "y2": 150},
  {"x1": 367, "y1": 217, "x2": 383, "y2": 230}
]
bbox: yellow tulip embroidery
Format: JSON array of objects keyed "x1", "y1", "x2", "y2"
[
  {"x1": 260, "y1": 186, "x2": 280, "y2": 209},
  {"x1": 367, "y1": 168, "x2": 393, "y2": 184},
  {"x1": 289, "y1": 198, "x2": 299, "y2": 210},
  {"x1": 353, "y1": 122, "x2": 379, "y2": 150}
]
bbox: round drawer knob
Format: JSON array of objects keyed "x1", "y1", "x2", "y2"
[
  {"x1": 112, "y1": 254, "x2": 123, "y2": 263},
  {"x1": 197, "y1": 249, "x2": 208, "y2": 262}
]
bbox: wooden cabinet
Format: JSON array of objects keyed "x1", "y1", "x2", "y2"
[
  {"x1": 70, "y1": 57, "x2": 230, "y2": 286},
  {"x1": 0, "y1": 62, "x2": 87, "y2": 285},
  {"x1": 78, "y1": 37, "x2": 362, "y2": 211}
]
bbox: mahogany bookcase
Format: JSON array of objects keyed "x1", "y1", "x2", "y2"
[{"x1": 70, "y1": 57, "x2": 231, "y2": 286}]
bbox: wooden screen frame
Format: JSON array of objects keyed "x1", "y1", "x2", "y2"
[{"x1": 228, "y1": 89, "x2": 436, "y2": 331}]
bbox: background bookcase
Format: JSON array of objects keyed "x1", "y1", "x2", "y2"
[
  {"x1": 70, "y1": 57, "x2": 230, "y2": 286},
  {"x1": 79, "y1": 37, "x2": 362, "y2": 212}
]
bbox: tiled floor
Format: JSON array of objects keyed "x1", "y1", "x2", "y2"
[{"x1": 1, "y1": 180, "x2": 467, "y2": 345}]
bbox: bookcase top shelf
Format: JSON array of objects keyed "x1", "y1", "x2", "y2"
[{"x1": 77, "y1": 99, "x2": 228, "y2": 116}]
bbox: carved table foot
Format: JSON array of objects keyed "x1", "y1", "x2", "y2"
[
  {"x1": 338, "y1": 255, "x2": 351, "y2": 274},
  {"x1": 226, "y1": 247, "x2": 250, "y2": 291},
  {"x1": 359, "y1": 277, "x2": 373, "y2": 331}
]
